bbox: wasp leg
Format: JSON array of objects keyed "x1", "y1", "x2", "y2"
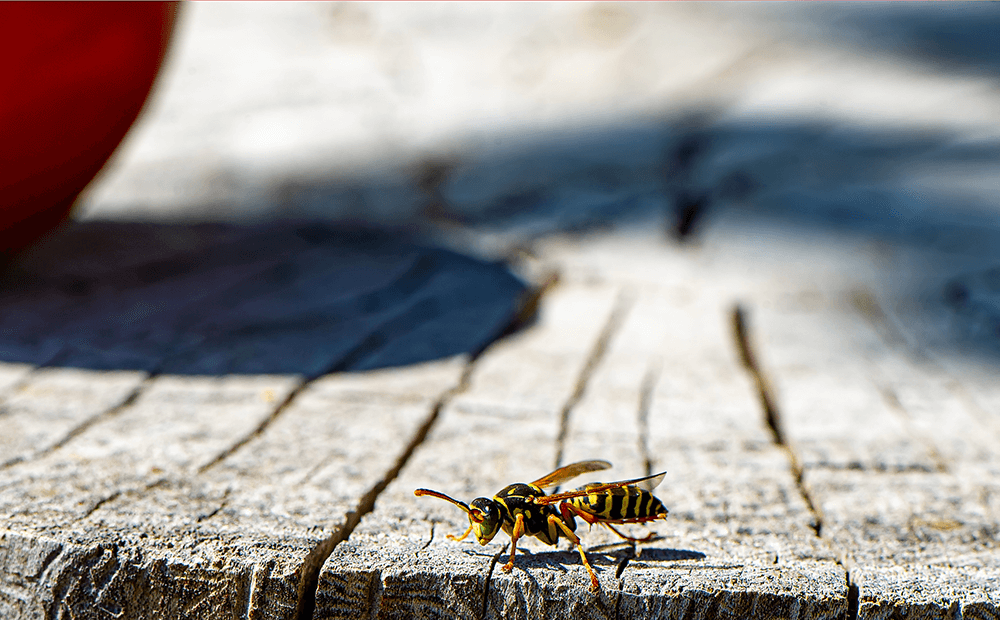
[
  {"x1": 548, "y1": 514, "x2": 600, "y2": 592},
  {"x1": 602, "y1": 522, "x2": 656, "y2": 543},
  {"x1": 447, "y1": 523, "x2": 474, "y2": 542},
  {"x1": 559, "y1": 501, "x2": 601, "y2": 526},
  {"x1": 502, "y1": 513, "x2": 526, "y2": 573}
]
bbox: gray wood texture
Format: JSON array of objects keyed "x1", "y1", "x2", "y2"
[
  {"x1": 0, "y1": 361, "x2": 466, "y2": 620},
  {"x1": 4, "y1": 221, "x2": 999, "y2": 619},
  {"x1": 753, "y1": 299, "x2": 1000, "y2": 619},
  {"x1": 312, "y1": 240, "x2": 851, "y2": 619},
  {"x1": 0, "y1": 222, "x2": 525, "y2": 619},
  {"x1": 6, "y1": 5, "x2": 1000, "y2": 617}
]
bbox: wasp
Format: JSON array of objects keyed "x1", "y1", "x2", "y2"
[{"x1": 414, "y1": 460, "x2": 668, "y2": 591}]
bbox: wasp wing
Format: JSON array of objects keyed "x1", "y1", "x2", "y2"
[
  {"x1": 631, "y1": 471, "x2": 667, "y2": 492},
  {"x1": 530, "y1": 460, "x2": 612, "y2": 489},
  {"x1": 533, "y1": 471, "x2": 667, "y2": 505}
]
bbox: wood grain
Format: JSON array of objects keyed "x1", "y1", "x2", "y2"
[
  {"x1": 0, "y1": 360, "x2": 465, "y2": 620},
  {"x1": 748, "y1": 270, "x2": 1000, "y2": 619},
  {"x1": 315, "y1": 282, "x2": 628, "y2": 619}
]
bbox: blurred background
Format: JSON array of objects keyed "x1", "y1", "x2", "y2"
[{"x1": 8, "y1": 2, "x2": 1000, "y2": 373}]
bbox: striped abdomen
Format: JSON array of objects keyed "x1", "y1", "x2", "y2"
[{"x1": 568, "y1": 482, "x2": 667, "y2": 524}]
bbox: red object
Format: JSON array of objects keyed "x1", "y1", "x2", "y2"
[{"x1": 0, "y1": 2, "x2": 178, "y2": 259}]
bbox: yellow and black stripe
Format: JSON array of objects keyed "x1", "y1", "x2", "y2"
[{"x1": 570, "y1": 482, "x2": 667, "y2": 524}]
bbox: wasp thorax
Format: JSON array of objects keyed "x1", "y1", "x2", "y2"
[{"x1": 469, "y1": 498, "x2": 502, "y2": 544}]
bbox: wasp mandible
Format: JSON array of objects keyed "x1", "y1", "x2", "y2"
[{"x1": 414, "y1": 460, "x2": 669, "y2": 591}]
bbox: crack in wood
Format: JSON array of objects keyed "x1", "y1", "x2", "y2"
[
  {"x1": 196, "y1": 247, "x2": 513, "y2": 476},
  {"x1": 845, "y1": 287, "x2": 971, "y2": 480},
  {"x1": 292, "y1": 359, "x2": 477, "y2": 620},
  {"x1": 196, "y1": 488, "x2": 231, "y2": 522},
  {"x1": 292, "y1": 269, "x2": 561, "y2": 619},
  {"x1": 846, "y1": 570, "x2": 859, "y2": 620},
  {"x1": 197, "y1": 377, "x2": 308, "y2": 474},
  {"x1": 326, "y1": 296, "x2": 440, "y2": 374},
  {"x1": 637, "y1": 359, "x2": 660, "y2": 477},
  {"x1": 81, "y1": 490, "x2": 123, "y2": 521},
  {"x1": 483, "y1": 265, "x2": 560, "y2": 352},
  {"x1": 613, "y1": 549, "x2": 633, "y2": 620},
  {"x1": 875, "y1": 383, "x2": 949, "y2": 474},
  {"x1": 554, "y1": 287, "x2": 636, "y2": 470},
  {"x1": 732, "y1": 305, "x2": 783, "y2": 446},
  {"x1": 850, "y1": 290, "x2": 956, "y2": 477},
  {"x1": 481, "y1": 542, "x2": 509, "y2": 620},
  {"x1": 848, "y1": 287, "x2": 914, "y2": 352},
  {"x1": 419, "y1": 522, "x2": 435, "y2": 551},
  {"x1": 241, "y1": 560, "x2": 267, "y2": 620},
  {"x1": 0, "y1": 375, "x2": 152, "y2": 471},
  {"x1": 614, "y1": 547, "x2": 634, "y2": 580},
  {"x1": 731, "y1": 304, "x2": 824, "y2": 537},
  {"x1": 29, "y1": 544, "x2": 63, "y2": 582}
]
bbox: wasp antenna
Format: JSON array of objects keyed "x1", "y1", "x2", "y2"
[{"x1": 414, "y1": 488, "x2": 472, "y2": 515}]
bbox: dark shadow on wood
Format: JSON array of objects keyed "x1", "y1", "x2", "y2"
[
  {"x1": 771, "y1": 3, "x2": 1000, "y2": 75},
  {"x1": 631, "y1": 548, "x2": 707, "y2": 562},
  {"x1": 268, "y1": 113, "x2": 1000, "y2": 358},
  {"x1": 15, "y1": 83, "x2": 1000, "y2": 372},
  {"x1": 0, "y1": 221, "x2": 528, "y2": 376},
  {"x1": 511, "y1": 546, "x2": 705, "y2": 572}
]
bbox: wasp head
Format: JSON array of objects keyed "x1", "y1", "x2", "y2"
[{"x1": 468, "y1": 498, "x2": 502, "y2": 544}]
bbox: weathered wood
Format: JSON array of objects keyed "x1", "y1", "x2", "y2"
[
  {"x1": 3, "y1": 223, "x2": 997, "y2": 618},
  {"x1": 315, "y1": 269, "x2": 847, "y2": 619},
  {"x1": 0, "y1": 360, "x2": 466, "y2": 620},
  {"x1": 315, "y1": 282, "x2": 625, "y2": 619},
  {"x1": 0, "y1": 368, "x2": 146, "y2": 468},
  {"x1": 749, "y1": 276, "x2": 1000, "y2": 619},
  {"x1": 6, "y1": 3, "x2": 999, "y2": 617},
  {"x1": 532, "y1": 226, "x2": 1000, "y2": 619},
  {"x1": 560, "y1": 283, "x2": 846, "y2": 618}
]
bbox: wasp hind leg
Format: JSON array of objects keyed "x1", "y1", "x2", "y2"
[
  {"x1": 447, "y1": 523, "x2": 474, "y2": 542},
  {"x1": 548, "y1": 515, "x2": 600, "y2": 592},
  {"x1": 603, "y1": 522, "x2": 657, "y2": 544},
  {"x1": 502, "y1": 513, "x2": 526, "y2": 572}
]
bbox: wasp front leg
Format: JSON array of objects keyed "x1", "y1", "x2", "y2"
[
  {"x1": 502, "y1": 513, "x2": 526, "y2": 572},
  {"x1": 447, "y1": 523, "x2": 474, "y2": 542}
]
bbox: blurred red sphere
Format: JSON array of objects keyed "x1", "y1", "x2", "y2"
[{"x1": 0, "y1": 2, "x2": 178, "y2": 259}]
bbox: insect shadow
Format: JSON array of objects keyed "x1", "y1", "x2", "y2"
[{"x1": 505, "y1": 543, "x2": 705, "y2": 573}]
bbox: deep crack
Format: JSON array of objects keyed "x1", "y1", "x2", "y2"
[
  {"x1": 554, "y1": 287, "x2": 635, "y2": 470},
  {"x1": 481, "y1": 542, "x2": 509, "y2": 620},
  {"x1": 420, "y1": 522, "x2": 435, "y2": 551},
  {"x1": 731, "y1": 304, "x2": 823, "y2": 536},
  {"x1": 292, "y1": 360, "x2": 475, "y2": 620},
  {"x1": 846, "y1": 570, "x2": 860, "y2": 620},
  {"x1": 198, "y1": 376, "x2": 307, "y2": 474},
  {"x1": 82, "y1": 490, "x2": 122, "y2": 521},
  {"x1": 292, "y1": 264, "x2": 558, "y2": 620}
]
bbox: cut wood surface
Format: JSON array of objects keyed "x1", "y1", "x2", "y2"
[
  {"x1": 752, "y1": 299, "x2": 1000, "y2": 619},
  {"x1": 3, "y1": 220, "x2": 999, "y2": 619},
  {"x1": 0, "y1": 361, "x2": 466, "y2": 620},
  {"x1": 312, "y1": 238, "x2": 851, "y2": 619},
  {"x1": 5, "y1": 8, "x2": 1000, "y2": 616},
  {"x1": 316, "y1": 282, "x2": 627, "y2": 619}
]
